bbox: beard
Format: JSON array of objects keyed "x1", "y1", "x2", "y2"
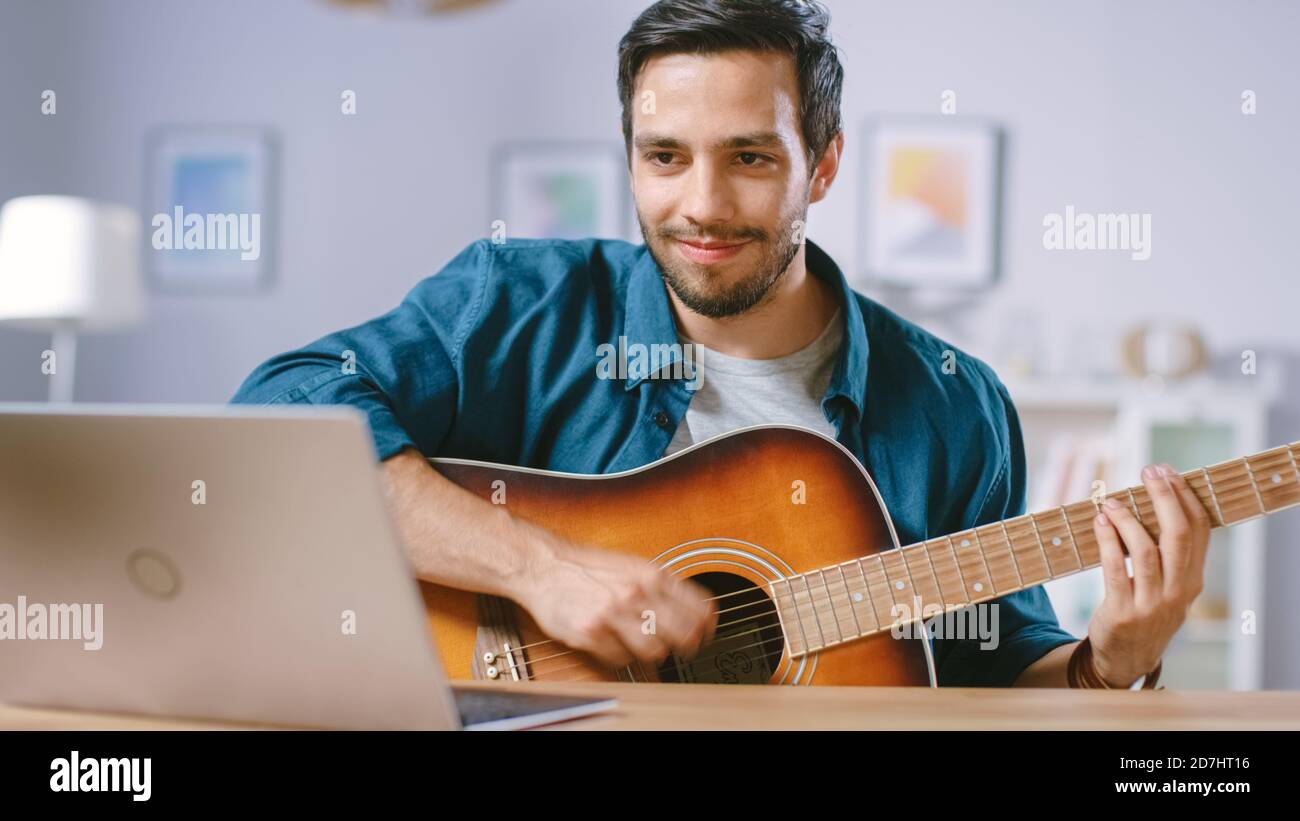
[{"x1": 637, "y1": 197, "x2": 808, "y2": 320}]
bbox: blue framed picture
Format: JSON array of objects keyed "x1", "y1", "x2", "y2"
[
  {"x1": 145, "y1": 126, "x2": 275, "y2": 292},
  {"x1": 490, "y1": 142, "x2": 633, "y2": 242}
]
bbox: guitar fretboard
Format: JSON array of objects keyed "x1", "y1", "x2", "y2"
[{"x1": 770, "y1": 441, "x2": 1300, "y2": 657}]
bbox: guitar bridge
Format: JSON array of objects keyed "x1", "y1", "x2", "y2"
[{"x1": 473, "y1": 594, "x2": 528, "y2": 681}]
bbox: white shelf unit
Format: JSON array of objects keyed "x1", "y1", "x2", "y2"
[{"x1": 1004, "y1": 375, "x2": 1275, "y2": 690}]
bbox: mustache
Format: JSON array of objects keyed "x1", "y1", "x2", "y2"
[{"x1": 657, "y1": 226, "x2": 767, "y2": 244}]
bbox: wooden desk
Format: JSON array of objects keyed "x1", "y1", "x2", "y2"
[{"x1": 5, "y1": 681, "x2": 1300, "y2": 730}]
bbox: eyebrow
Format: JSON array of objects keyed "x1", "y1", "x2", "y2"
[{"x1": 632, "y1": 131, "x2": 787, "y2": 153}]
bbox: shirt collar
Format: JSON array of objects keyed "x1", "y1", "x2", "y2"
[{"x1": 623, "y1": 237, "x2": 869, "y2": 419}]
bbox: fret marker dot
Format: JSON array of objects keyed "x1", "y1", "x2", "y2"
[
  {"x1": 1272, "y1": 473, "x2": 1281, "y2": 484},
  {"x1": 1052, "y1": 536, "x2": 1062, "y2": 546},
  {"x1": 960, "y1": 539, "x2": 970, "y2": 547},
  {"x1": 895, "y1": 581, "x2": 905, "y2": 590},
  {"x1": 973, "y1": 582, "x2": 983, "y2": 592},
  {"x1": 852, "y1": 592, "x2": 863, "y2": 602}
]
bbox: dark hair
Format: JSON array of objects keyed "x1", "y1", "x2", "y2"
[{"x1": 617, "y1": 0, "x2": 844, "y2": 174}]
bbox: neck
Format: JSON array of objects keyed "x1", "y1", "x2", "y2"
[
  {"x1": 772, "y1": 441, "x2": 1300, "y2": 659},
  {"x1": 666, "y1": 244, "x2": 839, "y2": 358}
]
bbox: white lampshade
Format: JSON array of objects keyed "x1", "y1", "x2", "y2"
[{"x1": 0, "y1": 195, "x2": 145, "y2": 331}]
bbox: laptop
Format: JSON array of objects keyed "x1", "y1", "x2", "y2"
[{"x1": 0, "y1": 404, "x2": 616, "y2": 730}]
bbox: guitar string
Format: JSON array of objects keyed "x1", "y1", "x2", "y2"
[
  {"x1": 586, "y1": 637, "x2": 788, "y2": 683},
  {"x1": 538, "y1": 630, "x2": 790, "y2": 683},
  {"x1": 484, "y1": 470, "x2": 1288, "y2": 675},
  {"x1": 507, "y1": 596, "x2": 958, "y2": 680},
  {"x1": 490, "y1": 521, "x2": 1083, "y2": 664},
  {"x1": 499, "y1": 595, "x2": 780, "y2": 668},
  {"x1": 510, "y1": 602, "x2": 784, "y2": 675},
  {"x1": 506, "y1": 592, "x2": 958, "y2": 678}
]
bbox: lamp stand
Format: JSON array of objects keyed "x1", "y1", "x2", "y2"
[{"x1": 49, "y1": 322, "x2": 78, "y2": 403}]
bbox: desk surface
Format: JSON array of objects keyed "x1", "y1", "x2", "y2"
[{"x1": 5, "y1": 681, "x2": 1300, "y2": 730}]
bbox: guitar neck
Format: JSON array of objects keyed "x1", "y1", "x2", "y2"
[{"x1": 771, "y1": 441, "x2": 1300, "y2": 658}]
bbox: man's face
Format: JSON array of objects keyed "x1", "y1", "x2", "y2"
[{"x1": 629, "y1": 50, "x2": 814, "y2": 319}]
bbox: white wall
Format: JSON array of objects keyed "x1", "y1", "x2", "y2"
[{"x1": 4, "y1": 0, "x2": 1298, "y2": 396}]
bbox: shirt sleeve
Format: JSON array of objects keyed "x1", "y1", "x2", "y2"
[
  {"x1": 931, "y1": 376, "x2": 1080, "y2": 687},
  {"x1": 229, "y1": 240, "x2": 489, "y2": 461}
]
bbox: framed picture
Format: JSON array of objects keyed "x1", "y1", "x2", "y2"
[
  {"x1": 859, "y1": 118, "x2": 1002, "y2": 289},
  {"x1": 145, "y1": 126, "x2": 275, "y2": 292},
  {"x1": 490, "y1": 142, "x2": 632, "y2": 242}
]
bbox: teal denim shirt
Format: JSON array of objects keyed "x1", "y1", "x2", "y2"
[{"x1": 231, "y1": 236, "x2": 1078, "y2": 686}]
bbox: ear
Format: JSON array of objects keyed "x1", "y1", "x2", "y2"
[{"x1": 808, "y1": 131, "x2": 844, "y2": 205}]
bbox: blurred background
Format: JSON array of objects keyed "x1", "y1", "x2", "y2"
[{"x1": 1, "y1": 0, "x2": 1298, "y2": 689}]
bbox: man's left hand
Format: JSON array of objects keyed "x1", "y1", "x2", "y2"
[{"x1": 1086, "y1": 462, "x2": 1213, "y2": 687}]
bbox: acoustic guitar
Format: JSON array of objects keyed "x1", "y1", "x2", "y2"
[{"x1": 419, "y1": 425, "x2": 1300, "y2": 686}]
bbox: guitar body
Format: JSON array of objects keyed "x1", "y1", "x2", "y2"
[{"x1": 420, "y1": 425, "x2": 934, "y2": 687}]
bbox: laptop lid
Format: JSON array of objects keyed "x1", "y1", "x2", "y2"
[{"x1": 0, "y1": 404, "x2": 462, "y2": 730}]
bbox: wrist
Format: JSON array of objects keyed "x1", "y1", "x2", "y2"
[
  {"x1": 1069, "y1": 636, "x2": 1163, "y2": 689},
  {"x1": 1093, "y1": 660, "x2": 1141, "y2": 689},
  {"x1": 507, "y1": 517, "x2": 564, "y2": 609}
]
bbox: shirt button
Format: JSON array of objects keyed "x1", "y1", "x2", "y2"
[{"x1": 653, "y1": 411, "x2": 670, "y2": 428}]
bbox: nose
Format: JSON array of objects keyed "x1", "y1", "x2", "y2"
[{"x1": 679, "y1": 158, "x2": 736, "y2": 229}]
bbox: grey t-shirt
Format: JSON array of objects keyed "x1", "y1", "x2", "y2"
[{"x1": 663, "y1": 306, "x2": 843, "y2": 457}]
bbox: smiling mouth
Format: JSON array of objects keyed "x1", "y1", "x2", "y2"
[{"x1": 674, "y1": 238, "x2": 751, "y2": 263}]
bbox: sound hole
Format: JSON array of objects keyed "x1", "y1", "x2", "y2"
[{"x1": 656, "y1": 572, "x2": 784, "y2": 684}]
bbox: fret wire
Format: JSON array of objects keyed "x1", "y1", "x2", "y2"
[
  {"x1": 855, "y1": 559, "x2": 883, "y2": 631},
  {"x1": 866, "y1": 553, "x2": 896, "y2": 628},
  {"x1": 944, "y1": 535, "x2": 972, "y2": 603},
  {"x1": 1066, "y1": 509, "x2": 1097, "y2": 561},
  {"x1": 969, "y1": 528, "x2": 1000, "y2": 590},
  {"x1": 1008, "y1": 517, "x2": 1050, "y2": 579},
  {"x1": 996, "y1": 520, "x2": 1017, "y2": 579},
  {"x1": 835, "y1": 564, "x2": 865, "y2": 637},
  {"x1": 1288, "y1": 446, "x2": 1300, "y2": 485},
  {"x1": 799, "y1": 573, "x2": 828, "y2": 649},
  {"x1": 776, "y1": 578, "x2": 811, "y2": 655},
  {"x1": 893, "y1": 545, "x2": 921, "y2": 611},
  {"x1": 920, "y1": 539, "x2": 946, "y2": 606},
  {"x1": 1256, "y1": 448, "x2": 1298, "y2": 503},
  {"x1": 1201, "y1": 467, "x2": 1226, "y2": 526},
  {"x1": 815, "y1": 569, "x2": 845, "y2": 644},
  {"x1": 869, "y1": 558, "x2": 891, "y2": 627},
  {"x1": 1026, "y1": 513, "x2": 1054, "y2": 574},
  {"x1": 867, "y1": 553, "x2": 894, "y2": 620},
  {"x1": 967, "y1": 530, "x2": 997, "y2": 594},
  {"x1": 1060, "y1": 504, "x2": 1084, "y2": 566},
  {"x1": 1181, "y1": 471, "x2": 1210, "y2": 523},
  {"x1": 816, "y1": 566, "x2": 837, "y2": 644},
  {"x1": 804, "y1": 570, "x2": 827, "y2": 644},
  {"x1": 1242, "y1": 457, "x2": 1267, "y2": 515},
  {"x1": 1125, "y1": 487, "x2": 1142, "y2": 526},
  {"x1": 987, "y1": 522, "x2": 1019, "y2": 587}
]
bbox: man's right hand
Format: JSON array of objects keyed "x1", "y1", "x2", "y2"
[
  {"x1": 518, "y1": 538, "x2": 718, "y2": 670},
  {"x1": 380, "y1": 448, "x2": 717, "y2": 672}
]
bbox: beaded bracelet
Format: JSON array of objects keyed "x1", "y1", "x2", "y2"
[{"x1": 1067, "y1": 636, "x2": 1163, "y2": 690}]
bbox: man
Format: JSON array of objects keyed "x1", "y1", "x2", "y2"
[{"x1": 233, "y1": 0, "x2": 1209, "y2": 687}]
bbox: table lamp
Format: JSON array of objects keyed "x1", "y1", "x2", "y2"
[{"x1": 0, "y1": 195, "x2": 145, "y2": 402}]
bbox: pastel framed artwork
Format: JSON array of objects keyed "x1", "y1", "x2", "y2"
[{"x1": 859, "y1": 118, "x2": 1002, "y2": 289}]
